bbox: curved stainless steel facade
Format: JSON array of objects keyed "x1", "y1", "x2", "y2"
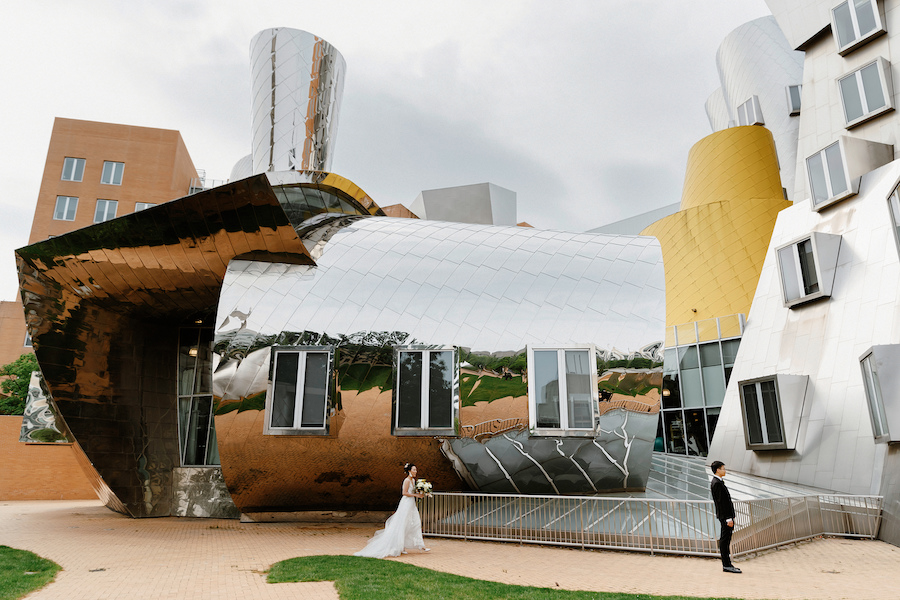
[
  {"x1": 709, "y1": 16, "x2": 804, "y2": 200},
  {"x1": 705, "y1": 88, "x2": 730, "y2": 132},
  {"x1": 250, "y1": 28, "x2": 346, "y2": 174}
]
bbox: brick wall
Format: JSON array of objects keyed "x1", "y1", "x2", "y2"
[{"x1": 0, "y1": 415, "x2": 97, "y2": 500}]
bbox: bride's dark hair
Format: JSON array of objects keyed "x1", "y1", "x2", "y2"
[{"x1": 403, "y1": 462, "x2": 415, "y2": 474}]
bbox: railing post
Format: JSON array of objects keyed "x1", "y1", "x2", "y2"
[
  {"x1": 518, "y1": 495, "x2": 523, "y2": 545},
  {"x1": 647, "y1": 501, "x2": 654, "y2": 556}
]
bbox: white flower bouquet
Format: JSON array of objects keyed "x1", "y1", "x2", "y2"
[{"x1": 415, "y1": 478, "x2": 433, "y2": 497}]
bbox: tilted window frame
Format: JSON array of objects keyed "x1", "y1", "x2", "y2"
[
  {"x1": 786, "y1": 84, "x2": 802, "y2": 116},
  {"x1": 737, "y1": 95, "x2": 764, "y2": 126},
  {"x1": 93, "y1": 199, "x2": 118, "y2": 223},
  {"x1": 859, "y1": 345, "x2": 900, "y2": 443},
  {"x1": 526, "y1": 344, "x2": 599, "y2": 437},
  {"x1": 805, "y1": 140, "x2": 857, "y2": 211},
  {"x1": 61, "y1": 157, "x2": 85, "y2": 182},
  {"x1": 889, "y1": 181, "x2": 900, "y2": 259},
  {"x1": 838, "y1": 57, "x2": 894, "y2": 129},
  {"x1": 391, "y1": 345, "x2": 459, "y2": 437},
  {"x1": 831, "y1": 0, "x2": 886, "y2": 56},
  {"x1": 775, "y1": 232, "x2": 842, "y2": 308},
  {"x1": 100, "y1": 160, "x2": 125, "y2": 185},
  {"x1": 53, "y1": 196, "x2": 78, "y2": 221},
  {"x1": 264, "y1": 345, "x2": 335, "y2": 436},
  {"x1": 738, "y1": 374, "x2": 808, "y2": 451}
]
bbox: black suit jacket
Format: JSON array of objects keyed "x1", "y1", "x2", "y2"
[{"x1": 710, "y1": 476, "x2": 735, "y2": 521}]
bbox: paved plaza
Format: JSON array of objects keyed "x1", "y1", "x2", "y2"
[{"x1": 1, "y1": 500, "x2": 898, "y2": 599}]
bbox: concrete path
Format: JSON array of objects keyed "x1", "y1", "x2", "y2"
[{"x1": 1, "y1": 500, "x2": 898, "y2": 599}]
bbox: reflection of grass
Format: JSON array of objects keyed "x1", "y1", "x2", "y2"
[
  {"x1": 0, "y1": 545, "x2": 61, "y2": 600},
  {"x1": 268, "y1": 555, "x2": 722, "y2": 599},
  {"x1": 28, "y1": 429, "x2": 65, "y2": 443},
  {"x1": 598, "y1": 371, "x2": 661, "y2": 398},
  {"x1": 460, "y1": 375, "x2": 526, "y2": 407}
]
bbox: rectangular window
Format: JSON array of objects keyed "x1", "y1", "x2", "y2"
[
  {"x1": 24, "y1": 332, "x2": 33, "y2": 348},
  {"x1": 832, "y1": 0, "x2": 885, "y2": 55},
  {"x1": 94, "y1": 199, "x2": 118, "y2": 223},
  {"x1": 61, "y1": 157, "x2": 85, "y2": 182},
  {"x1": 134, "y1": 202, "x2": 156, "y2": 212},
  {"x1": 860, "y1": 352, "x2": 890, "y2": 440},
  {"x1": 888, "y1": 186, "x2": 900, "y2": 258},
  {"x1": 838, "y1": 58, "x2": 893, "y2": 128},
  {"x1": 776, "y1": 232, "x2": 841, "y2": 308},
  {"x1": 100, "y1": 161, "x2": 124, "y2": 185},
  {"x1": 737, "y1": 95, "x2": 764, "y2": 126},
  {"x1": 786, "y1": 85, "x2": 802, "y2": 116},
  {"x1": 806, "y1": 141, "x2": 851, "y2": 209},
  {"x1": 739, "y1": 379, "x2": 785, "y2": 448},
  {"x1": 177, "y1": 328, "x2": 219, "y2": 466},
  {"x1": 53, "y1": 196, "x2": 78, "y2": 221},
  {"x1": 394, "y1": 347, "x2": 456, "y2": 434},
  {"x1": 267, "y1": 346, "x2": 333, "y2": 434},
  {"x1": 528, "y1": 346, "x2": 597, "y2": 433}
]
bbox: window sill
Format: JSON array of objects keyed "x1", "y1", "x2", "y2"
[
  {"x1": 530, "y1": 428, "x2": 596, "y2": 438},
  {"x1": 836, "y1": 28, "x2": 887, "y2": 56},
  {"x1": 845, "y1": 106, "x2": 894, "y2": 130},
  {"x1": 264, "y1": 427, "x2": 331, "y2": 436},
  {"x1": 393, "y1": 428, "x2": 456, "y2": 437},
  {"x1": 810, "y1": 184, "x2": 858, "y2": 213},
  {"x1": 783, "y1": 290, "x2": 831, "y2": 309}
]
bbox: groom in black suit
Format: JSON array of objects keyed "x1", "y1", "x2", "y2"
[{"x1": 710, "y1": 460, "x2": 741, "y2": 573}]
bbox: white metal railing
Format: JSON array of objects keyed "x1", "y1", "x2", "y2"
[
  {"x1": 189, "y1": 177, "x2": 227, "y2": 194},
  {"x1": 419, "y1": 492, "x2": 882, "y2": 557}
]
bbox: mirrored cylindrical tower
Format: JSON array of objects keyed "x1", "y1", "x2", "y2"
[{"x1": 250, "y1": 28, "x2": 346, "y2": 174}]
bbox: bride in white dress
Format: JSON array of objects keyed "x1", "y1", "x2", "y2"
[{"x1": 354, "y1": 463, "x2": 430, "y2": 558}]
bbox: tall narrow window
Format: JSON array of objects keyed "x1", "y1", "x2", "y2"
[
  {"x1": 178, "y1": 328, "x2": 219, "y2": 466},
  {"x1": 786, "y1": 85, "x2": 802, "y2": 116},
  {"x1": 888, "y1": 185, "x2": 900, "y2": 257},
  {"x1": 528, "y1": 346, "x2": 597, "y2": 433},
  {"x1": 53, "y1": 196, "x2": 78, "y2": 221},
  {"x1": 838, "y1": 58, "x2": 893, "y2": 127},
  {"x1": 94, "y1": 199, "x2": 118, "y2": 223},
  {"x1": 61, "y1": 157, "x2": 85, "y2": 182},
  {"x1": 739, "y1": 379, "x2": 784, "y2": 448},
  {"x1": 806, "y1": 141, "x2": 850, "y2": 208},
  {"x1": 393, "y1": 347, "x2": 457, "y2": 434},
  {"x1": 267, "y1": 346, "x2": 333, "y2": 434},
  {"x1": 100, "y1": 161, "x2": 125, "y2": 185},
  {"x1": 737, "y1": 96, "x2": 764, "y2": 126},
  {"x1": 832, "y1": 0, "x2": 885, "y2": 55},
  {"x1": 860, "y1": 352, "x2": 889, "y2": 440}
]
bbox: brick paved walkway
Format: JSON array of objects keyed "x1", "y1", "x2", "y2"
[{"x1": 2, "y1": 500, "x2": 898, "y2": 599}]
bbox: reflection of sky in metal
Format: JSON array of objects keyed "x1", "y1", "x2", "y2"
[{"x1": 217, "y1": 217, "x2": 665, "y2": 355}]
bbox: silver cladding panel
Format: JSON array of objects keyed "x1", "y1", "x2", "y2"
[
  {"x1": 705, "y1": 87, "x2": 730, "y2": 132},
  {"x1": 714, "y1": 16, "x2": 804, "y2": 200},
  {"x1": 708, "y1": 158, "x2": 900, "y2": 495},
  {"x1": 410, "y1": 182, "x2": 518, "y2": 226},
  {"x1": 215, "y1": 218, "x2": 664, "y2": 356},
  {"x1": 250, "y1": 28, "x2": 346, "y2": 174}
]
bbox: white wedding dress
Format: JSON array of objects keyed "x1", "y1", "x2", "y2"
[{"x1": 354, "y1": 479, "x2": 425, "y2": 558}]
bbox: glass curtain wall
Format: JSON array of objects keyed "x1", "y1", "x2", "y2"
[
  {"x1": 659, "y1": 315, "x2": 744, "y2": 457},
  {"x1": 178, "y1": 327, "x2": 219, "y2": 465}
]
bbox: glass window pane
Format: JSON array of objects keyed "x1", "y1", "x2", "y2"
[
  {"x1": 721, "y1": 339, "x2": 741, "y2": 367},
  {"x1": 824, "y1": 142, "x2": 848, "y2": 196},
  {"x1": 742, "y1": 383, "x2": 763, "y2": 444},
  {"x1": 860, "y1": 62, "x2": 885, "y2": 112},
  {"x1": 889, "y1": 192, "x2": 900, "y2": 250},
  {"x1": 662, "y1": 348, "x2": 681, "y2": 409},
  {"x1": 178, "y1": 397, "x2": 191, "y2": 460},
  {"x1": 301, "y1": 352, "x2": 328, "y2": 428},
  {"x1": 760, "y1": 380, "x2": 783, "y2": 443},
  {"x1": 271, "y1": 352, "x2": 299, "y2": 428},
  {"x1": 684, "y1": 409, "x2": 708, "y2": 457},
  {"x1": 862, "y1": 357, "x2": 888, "y2": 437},
  {"x1": 834, "y1": 2, "x2": 856, "y2": 48},
  {"x1": 807, "y1": 152, "x2": 830, "y2": 205},
  {"x1": 789, "y1": 85, "x2": 802, "y2": 112},
  {"x1": 663, "y1": 411, "x2": 686, "y2": 454},
  {"x1": 678, "y1": 346, "x2": 703, "y2": 408},
  {"x1": 192, "y1": 329, "x2": 213, "y2": 395},
  {"x1": 184, "y1": 396, "x2": 212, "y2": 465},
  {"x1": 398, "y1": 351, "x2": 423, "y2": 427},
  {"x1": 797, "y1": 239, "x2": 819, "y2": 295},
  {"x1": 534, "y1": 350, "x2": 560, "y2": 428},
  {"x1": 565, "y1": 350, "x2": 593, "y2": 428},
  {"x1": 854, "y1": 0, "x2": 878, "y2": 37},
  {"x1": 205, "y1": 420, "x2": 220, "y2": 465},
  {"x1": 428, "y1": 351, "x2": 453, "y2": 428},
  {"x1": 706, "y1": 407, "x2": 721, "y2": 443},
  {"x1": 840, "y1": 73, "x2": 864, "y2": 122},
  {"x1": 778, "y1": 245, "x2": 801, "y2": 301}
]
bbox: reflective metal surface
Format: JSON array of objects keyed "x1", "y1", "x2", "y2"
[
  {"x1": 19, "y1": 371, "x2": 71, "y2": 443},
  {"x1": 250, "y1": 28, "x2": 346, "y2": 174}
]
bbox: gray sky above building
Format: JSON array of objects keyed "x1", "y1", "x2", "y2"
[{"x1": 0, "y1": 0, "x2": 770, "y2": 301}]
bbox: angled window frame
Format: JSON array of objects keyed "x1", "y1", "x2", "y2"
[
  {"x1": 134, "y1": 202, "x2": 156, "y2": 212},
  {"x1": 806, "y1": 139, "x2": 858, "y2": 210},
  {"x1": 265, "y1": 345, "x2": 335, "y2": 436},
  {"x1": 736, "y1": 95, "x2": 764, "y2": 126},
  {"x1": 93, "y1": 199, "x2": 118, "y2": 223},
  {"x1": 60, "y1": 157, "x2": 85, "y2": 182},
  {"x1": 888, "y1": 181, "x2": 900, "y2": 259},
  {"x1": 838, "y1": 57, "x2": 894, "y2": 129},
  {"x1": 527, "y1": 344, "x2": 599, "y2": 437},
  {"x1": 392, "y1": 345, "x2": 459, "y2": 437},
  {"x1": 775, "y1": 232, "x2": 842, "y2": 308},
  {"x1": 738, "y1": 374, "x2": 808, "y2": 451},
  {"x1": 100, "y1": 160, "x2": 125, "y2": 185},
  {"x1": 53, "y1": 195, "x2": 78, "y2": 221},
  {"x1": 859, "y1": 348, "x2": 891, "y2": 442},
  {"x1": 786, "y1": 84, "x2": 802, "y2": 116},
  {"x1": 831, "y1": 0, "x2": 886, "y2": 56}
]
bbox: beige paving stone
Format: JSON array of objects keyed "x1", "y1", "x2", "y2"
[{"x1": 1, "y1": 500, "x2": 898, "y2": 600}]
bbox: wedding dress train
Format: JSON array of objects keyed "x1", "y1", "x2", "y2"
[{"x1": 353, "y1": 495, "x2": 425, "y2": 558}]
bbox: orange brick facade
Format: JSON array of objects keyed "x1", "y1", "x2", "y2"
[
  {"x1": 0, "y1": 416, "x2": 96, "y2": 500},
  {"x1": 28, "y1": 118, "x2": 198, "y2": 244},
  {"x1": 0, "y1": 300, "x2": 31, "y2": 370}
]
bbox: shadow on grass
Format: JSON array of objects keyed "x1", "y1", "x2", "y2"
[
  {"x1": 0, "y1": 545, "x2": 61, "y2": 600},
  {"x1": 268, "y1": 555, "x2": 744, "y2": 600}
]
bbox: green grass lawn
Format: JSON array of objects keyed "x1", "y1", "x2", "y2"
[
  {"x1": 268, "y1": 555, "x2": 743, "y2": 600},
  {"x1": 0, "y1": 546, "x2": 61, "y2": 600}
]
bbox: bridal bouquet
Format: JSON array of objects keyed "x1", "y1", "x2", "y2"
[{"x1": 415, "y1": 479, "x2": 433, "y2": 497}]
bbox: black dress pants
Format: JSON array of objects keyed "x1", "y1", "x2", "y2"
[{"x1": 718, "y1": 519, "x2": 733, "y2": 567}]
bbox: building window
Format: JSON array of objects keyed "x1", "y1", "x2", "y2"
[
  {"x1": 178, "y1": 328, "x2": 219, "y2": 466},
  {"x1": 806, "y1": 141, "x2": 852, "y2": 209},
  {"x1": 832, "y1": 0, "x2": 885, "y2": 55},
  {"x1": 24, "y1": 332, "x2": 32, "y2": 348},
  {"x1": 94, "y1": 199, "x2": 118, "y2": 223},
  {"x1": 393, "y1": 347, "x2": 457, "y2": 435},
  {"x1": 889, "y1": 185, "x2": 900, "y2": 258},
  {"x1": 134, "y1": 202, "x2": 156, "y2": 212},
  {"x1": 61, "y1": 157, "x2": 85, "y2": 182},
  {"x1": 527, "y1": 346, "x2": 597, "y2": 434},
  {"x1": 786, "y1": 85, "x2": 802, "y2": 116},
  {"x1": 736, "y1": 95, "x2": 764, "y2": 126},
  {"x1": 266, "y1": 346, "x2": 333, "y2": 434},
  {"x1": 838, "y1": 58, "x2": 893, "y2": 128},
  {"x1": 860, "y1": 351, "x2": 890, "y2": 441},
  {"x1": 53, "y1": 196, "x2": 78, "y2": 221},
  {"x1": 100, "y1": 161, "x2": 124, "y2": 185},
  {"x1": 775, "y1": 233, "x2": 841, "y2": 308},
  {"x1": 739, "y1": 379, "x2": 785, "y2": 448}
]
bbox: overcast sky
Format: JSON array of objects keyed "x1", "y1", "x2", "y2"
[{"x1": 0, "y1": 0, "x2": 771, "y2": 302}]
